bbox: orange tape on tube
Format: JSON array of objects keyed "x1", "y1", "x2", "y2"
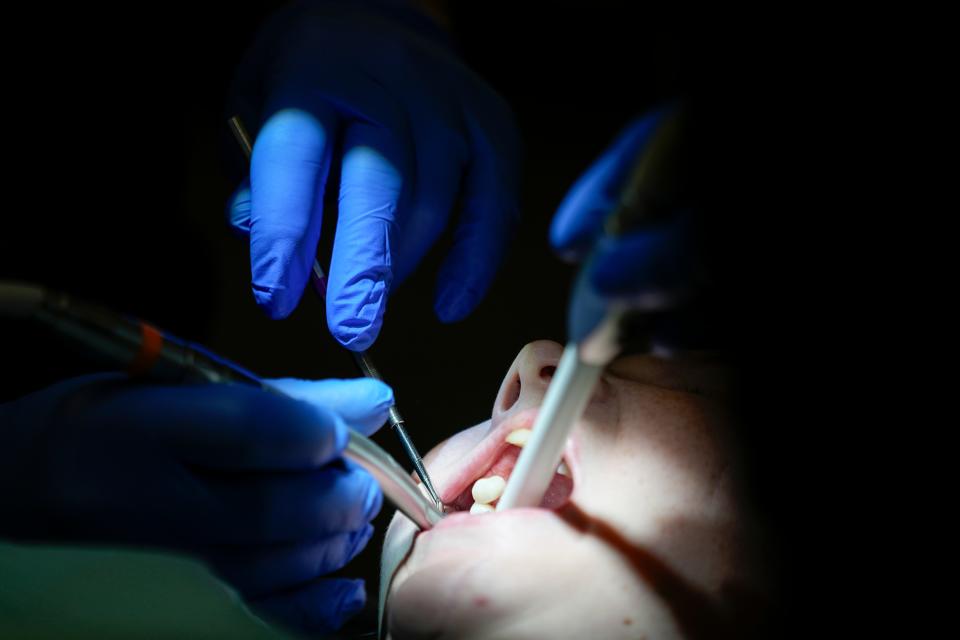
[{"x1": 129, "y1": 323, "x2": 163, "y2": 376}]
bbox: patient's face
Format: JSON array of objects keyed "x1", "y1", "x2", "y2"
[{"x1": 380, "y1": 341, "x2": 764, "y2": 639}]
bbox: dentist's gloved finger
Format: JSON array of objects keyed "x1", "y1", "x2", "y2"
[
  {"x1": 589, "y1": 218, "x2": 696, "y2": 297},
  {"x1": 205, "y1": 464, "x2": 382, "y2": 543},
  {"x1": 267, "y1": 378, "x2": 394, "y2": 436},
  {"x1": 433, "y1": 114, "x2": 520, "y2": 323},
  {"x1": 207, "y1": 525, "x2": 374, "y2": 598},
  {"x1": 227, "y1": 179, "x2": 252, "y2": 236},
  {"x1": 249, "y1": 106, "x2": 338, "y2": 319},
  {"x1": 252, "y1": 578, "x2": 367, "y2": 636},
  {"x1": 326, "y1": 122, "x2": 406, "y2": 351},
  {"x1": 391, "y1": 107, "x2": 468, "y2": 285},
  {"x1": 79, "y1": 382, "x2": 348, "y2": 471},
  {"x1": 550, "y1": 111, "x2": 667, "y2": 259}
]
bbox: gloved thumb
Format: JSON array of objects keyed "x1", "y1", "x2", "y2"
[
  {"x1": 550, "y1": 111, "x2": 668, "y2": 260},
  {"x1": 267, "y1": 378, "x2": 394, "y2": 436},
  {"x1": 227, "y1": 179, "x2": 252, "y2": 236}
]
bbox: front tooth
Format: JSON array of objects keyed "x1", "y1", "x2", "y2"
[
  {"x1": 471, "y1": 475, "x2": 506, "y2": 504},
  {"x1": 470, "y1": 502, "x2": 495, "y2": 515},
  {"x1": 505, "y1": 428, "x2": 531, "y2": 446},
  {"x1": 557, "y1": 461, "x2": 570, "y2": 477}
]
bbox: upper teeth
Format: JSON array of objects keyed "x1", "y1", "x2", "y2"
[
  {"x1": 472, "y1": 475, "x2": 506, "y2": 504},
  {"x1": 505, "y1": 428, "x2": 531, "y2": 446}
]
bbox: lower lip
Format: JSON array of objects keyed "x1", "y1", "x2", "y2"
[{"x1": 431, "y1": 505, "x2": 563, "y2": 533}]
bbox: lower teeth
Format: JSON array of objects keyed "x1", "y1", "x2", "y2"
[
  {"x1": 471, "y1": 475, "x2": 506, "y2": 504},
  {"x1": 461, "y1": 456, "x2": 572, "y2": 515},
  {"x1": 470, "y1": 502, "x2": 495, "y2": 515}
]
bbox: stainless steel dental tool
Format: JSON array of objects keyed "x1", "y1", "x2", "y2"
[
  {"x1": 0, "y1": 281, "x2": 446, "y2": 530},
  {"x1": 227, "y1": 115, "x2": 444, "y2": 511},
  {"x1": 498, "y1": 110, "x2": 687, "y2": 511}
]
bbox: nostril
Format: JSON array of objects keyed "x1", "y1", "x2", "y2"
[
  {"x1": 539, "y1": 365, "x2": 556, "y2": 382},
  {"x1": 500, "y1": 374, "x2": 522, "y2": 412}
]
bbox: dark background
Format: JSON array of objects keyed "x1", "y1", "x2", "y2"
[{"x1": 0, "y1": 2, "x2": 822, "y2": 636}]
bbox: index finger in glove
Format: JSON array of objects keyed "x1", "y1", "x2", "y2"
[
  {"x1": 79, "y1": 382, "x2": 349, "y2": 471},
  {"x1": 266, "y1": 377, "x2": 393, "y2": 436},
  {"x1": 326, "y1": 121, "x2": 411, "y2": 351},
  {"x1": 248, "y1": 105, "x2": 338, "y2": 319}
]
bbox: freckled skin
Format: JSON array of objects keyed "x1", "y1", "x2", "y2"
[{"x1": 383, "y1": 341, "x2": 767, "y2": 639}]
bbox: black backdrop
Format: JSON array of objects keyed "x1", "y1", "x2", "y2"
[{"x1": 0, "y1": 2, "x2": 823, "y2": 635}]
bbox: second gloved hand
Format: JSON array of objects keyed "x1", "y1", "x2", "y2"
[
  {"x1": 549, "y1": 111, "x2": 706, "y2": 349},
  {"x1": 0, "y1": 375, "x2": 393, "y2": 635},
  {"x1": 228, "y1": 0, "x2": 521, "y2": 351}
]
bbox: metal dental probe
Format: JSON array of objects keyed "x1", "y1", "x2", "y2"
[
  {"x1": 228, "y1": 116, "x2": 444, "y2": 511},
  {"x1": 497, "y1": 110, "x2": 685, "y2": 511},
  {"x1": 0, "y1": 280, "x2": 446, "y2": 531}
]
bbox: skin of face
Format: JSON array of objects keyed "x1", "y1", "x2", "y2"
[{"x1": 380, "y1": 341, "x2": 767, "y2": 639}]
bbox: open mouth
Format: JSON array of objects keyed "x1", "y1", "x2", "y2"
[{"x1": 432, "y1": 407, "x2": 576, "y2": 515}]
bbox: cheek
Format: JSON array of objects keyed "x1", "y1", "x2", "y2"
[
  {"x1": 389, "y1": 559, "x2": 523, "y2": 637},
  {"x1": 389, "y1": 530, "x2": 666, "y2": 640},
  {"x1": 388, "y1": 517, "x2": 579, "y2": 636}
]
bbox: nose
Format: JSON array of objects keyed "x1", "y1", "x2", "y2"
[{"x1": 493, "y1": 340, "x2": 564, "y2": 418}]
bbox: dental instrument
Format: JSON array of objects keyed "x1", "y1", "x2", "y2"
[
  {"x1": 498, "y1": 110, "x2": 685, "y2": 511},
  {"x1": 0, "y1": 280, "x2": 446, "y2": 530},
  {"x1": 227, "y1": 115, "x2": 444, "y2": 512}
]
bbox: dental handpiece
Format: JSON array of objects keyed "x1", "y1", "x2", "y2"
[
  {"x1": 228, "y1": 116, "x2": 444, "y2": 511},
  {"x1": 0, "y1": 281, "x2": 446, "y2": 531},
  {"x1": 498, "y1": 110, "x2": 686, "y2": 511}
]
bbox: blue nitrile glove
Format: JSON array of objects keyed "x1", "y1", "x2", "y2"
[
  {"x1": 0, "y1": 374, "x2": 393, "y2": 635},
  {"x1": 550, "y1": 112, "x2": 706, "y2": 349},
  {"x1": 228, "y1": 0, "x2": 521, "y2": 351}
]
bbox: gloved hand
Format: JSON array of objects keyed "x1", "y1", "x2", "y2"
[
  {"x1": 228, "y1": 0, "x2": 521, "y2": 351},
  {"x1": 550, "y1": 111, "x2": 706, "y2": 348},
  {"x1": 0, "y1": 374, "x2": 393, "y2": 635}
]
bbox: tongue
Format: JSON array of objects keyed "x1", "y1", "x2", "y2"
[
  {"x1": 449, "y1": 446, "x2": 573, "y2": 511},
  {"x1": 540, "y1": 472, "x2": 574, "y2": 509}
]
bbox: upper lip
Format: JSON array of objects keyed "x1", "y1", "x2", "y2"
[{"x1": 430, "y1": 406, "x2": 580, "y2": 508}]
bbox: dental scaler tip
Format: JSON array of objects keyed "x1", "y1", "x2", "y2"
[
  {"x1": 392, "y1": 414, "x2": 443, "y2": 510},
  {"x1": 357, "y1": 355, "x2": 444, "y2": 510}
]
